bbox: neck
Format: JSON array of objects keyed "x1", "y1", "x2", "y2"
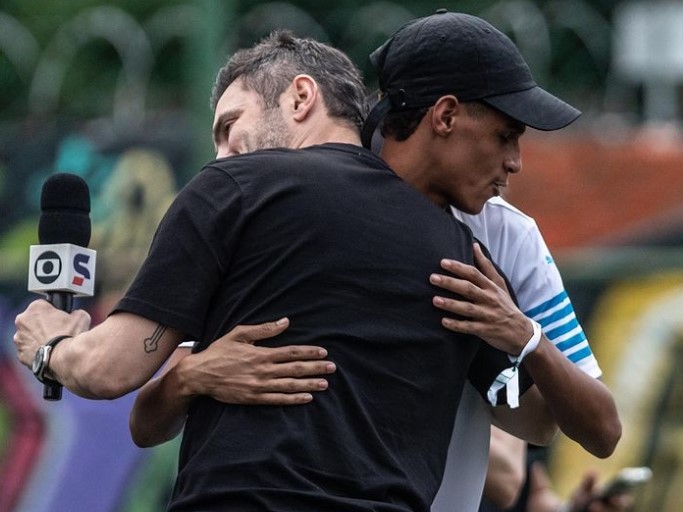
[
  {"x1": 380, "y1": 137, "x2": 448, "y2": 209},
  {"x1": 290, "y1": 120, "x2": 361, "y2": 149}
]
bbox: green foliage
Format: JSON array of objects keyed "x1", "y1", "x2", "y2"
[{"x1": 0, "y1": 0, "x2": 624, "y2": 123}]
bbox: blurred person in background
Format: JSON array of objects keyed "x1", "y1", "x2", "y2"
[{"x1": 480, "y1": 431, "x2": 634, "y2": 512}]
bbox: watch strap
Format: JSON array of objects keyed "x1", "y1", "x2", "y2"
[
  {"x1": 35, "y1": 335, "x2": 73, "y2": 383},
  {"x1": 46, "y1": 334, "x2": 73, "y2": 348}
]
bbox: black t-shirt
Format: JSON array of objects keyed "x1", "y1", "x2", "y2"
[{"x1": 116, "y1": 143, "x2": 520, "y2": 511}]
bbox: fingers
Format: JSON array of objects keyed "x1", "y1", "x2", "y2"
[
  {"x1": 265, "y1": 344, "x2": 331, "y2": 364},
  {"x1": 434, "y1": 243, "x2": 510, "y2": 294},
  {"x1": 579, "y1": 470, "x2": 600, "y2": 494},
  {"x1": 254, "y1": 392, "x2": 315, "y2": 406},
  {"x1": 432, "y1": 295, "x2": 476, "y2": 326},
  {"x1": 429, "y1": 272, "x2": 479, "y2": 301},
  {"x1": 472, "y1": 242, "x2": 494, "y2": 274},
  {"x1": 215, "y1": 374, "x2": 332, "y2": 406},
  {"x1": 73, "y1": 309, "x2": 92, "y2": 331},
  {"x1": 473, "y1": 243, "x2": 508, "y2": 291},
  {"x1": 440, "y1": 317, "x2": 478, "y2": 335},
  {"x1": 603, "y1": 493, "x2": 635, "y2": 511},
  {"x1": 227, "y1": 317, "x2": 290, "y2": 345},
  {"x1": 264, "y1": 376, "x2": 330, "y2": 393},
  {"x1": 437, "y1": 257, "x2": 484, "y2": 285},
  {"x1": 244, "y1": 375, "x2": 332, "y2": 406},
  {"x1": 268, "y1": 359, "x2": 336, "y2": 378}
]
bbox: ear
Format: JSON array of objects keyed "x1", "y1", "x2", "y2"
[
  {"x1": 430, "y1": 95, "x2": 460, "y2": 137},
  {"x1": 285, "y1": 74, "x2": 319, "y2": 122}
]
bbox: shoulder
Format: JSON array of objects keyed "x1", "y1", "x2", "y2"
[
  {"x1": 197, "y1": 149, "x2": 306, "y2": 192},
  {"x1": 451, "y1": 197, "x2": 538, "y2": 232},
  {"x1": 204, "y1": 144, "x2": 373, "y2": 179},
  {"x1": 451, "y1": 197, "x2": 542, "y2": 255},
  {"x1": 205, "y1": 148, "x2": 300, "y2": 174},
  {"x1": 480, "y1": 197, "x2": 539, "y2": 234}
]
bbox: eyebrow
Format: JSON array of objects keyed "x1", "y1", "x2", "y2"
[{"x1": 508, "y1": 120, "x2": 526, "y2": 135}]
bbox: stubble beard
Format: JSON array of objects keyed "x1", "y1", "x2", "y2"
[{"x1": 252, "y1": 108, "x2": 294, "y2": 151}]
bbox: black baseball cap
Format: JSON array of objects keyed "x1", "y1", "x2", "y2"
[{"x1": 361, "y1": 9, "x2": 581, "y2": 148}]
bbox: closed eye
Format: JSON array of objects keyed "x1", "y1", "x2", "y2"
[{"x1": 212, "y1": 111, "x2": 238, "y2": 148}]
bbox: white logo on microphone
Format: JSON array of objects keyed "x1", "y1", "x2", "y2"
[
  {"x1": 28, "y1": 244, "x2": 96, "y2": 297},
  {"x1": 34, "y1": 251, "x2": 63, "y2": 284}
]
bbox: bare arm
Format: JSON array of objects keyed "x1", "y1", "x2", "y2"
[
  {"x1": 490, "y1": 385, "x2": 557, "y2": 447},
  {"x1": 129, "y1": 318, "x2": 337, "y2": 447},
  {"x1": 14, "y1": 299, "x2": 182, "y2": 399},
  {"x1": 483, "y1": 426, "x2": 527, "y2": 509},
  {"x1": 130, "y1": 346, "x2": 193, "y2": 447},
  {"x1": 430, "y1": 244, "x2": 621, "y2": 458}
]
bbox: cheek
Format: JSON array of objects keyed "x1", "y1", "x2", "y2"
[
  {"x1": 230, "y1": 125, "x2": 252, "y2": 153},
  {"x1": 468, "y1": 147, "x2": 500, "y2": 179}
]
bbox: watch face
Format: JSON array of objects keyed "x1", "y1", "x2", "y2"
[{"x1": 32, "y1": 346, "x2": 46, "y2": 377}]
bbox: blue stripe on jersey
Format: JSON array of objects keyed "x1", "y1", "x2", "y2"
[
  {"x1": 556, "y1": 332, "x2": 588, "y2": 353},
  {"x1": 524, "y1": 290, "x2": 568, "y2": 318},
  {"x1": 537, "y1": 302, "x2": 575, "y2": 328},
  {"x1": 546, "y1": 318, "x2": 580, "y2": 342},
  {"x1": 525, "y1": 291, "x2": 593, "y2": 363},
  {"x1": 567, "y1": 346, "x2": 593, "y2": 364}
]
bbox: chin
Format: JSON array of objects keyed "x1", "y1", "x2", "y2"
[{"x1": 460, "y1": 204, "x2": 484, "y2": 215}]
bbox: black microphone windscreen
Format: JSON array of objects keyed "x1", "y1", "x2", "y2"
[{"x1": 39, "y1": 173, "x2": 92, "y2": 247}]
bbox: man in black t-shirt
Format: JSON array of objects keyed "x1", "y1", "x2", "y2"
[{"x1": 14, "y1": 31, "x2": 520, "y2": 511}]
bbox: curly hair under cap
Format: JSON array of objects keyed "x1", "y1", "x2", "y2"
[{"x1": 210, "y1": 30, "x2": 368, "y2": 131}]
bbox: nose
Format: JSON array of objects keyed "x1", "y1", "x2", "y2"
[{"x1": 504, "y1": 152, "x2": 522, "y2": 174}]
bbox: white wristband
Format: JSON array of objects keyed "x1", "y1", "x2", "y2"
[
  {"x1": 508, "y1": 318, "x2": 542, "y2": 366},
  {"x1": 487, "y1": 319, "x2": 542, "y2": 409}
]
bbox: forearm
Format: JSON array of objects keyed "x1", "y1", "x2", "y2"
[
  {"x1": 46, "y1": 330, "x2": 120, "y2": 399},
  {"x1": 483, "y1": 427, "x2": 527, "y2": 509},
  {"x1": 492, "y1": 385, "x2": 558, "y2": 446},
  {"x1": 522, "y1": 337, "x2": 621, "y2": 458},
  {"x1": 48, "y1": 313, "x2": 182, "y2": 399},
  {"x1": 130, "y1": 350, "x2": 193, "y2": 447}
]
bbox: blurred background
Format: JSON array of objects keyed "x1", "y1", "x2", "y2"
[{"x1": 1, "y1": 0, "x2": 682, "y2": 511}]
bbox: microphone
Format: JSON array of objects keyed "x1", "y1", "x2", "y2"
[{"x1": 27, "y1": 173, "x2": 96, "y2": 400}]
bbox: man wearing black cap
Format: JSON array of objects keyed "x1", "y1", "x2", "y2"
[
  {"x1": 362, "y1": 9, "x2": 620, "y2": 512},
  {"x1": 362, "y1": 9, "x2": 580, "y2": 151}
]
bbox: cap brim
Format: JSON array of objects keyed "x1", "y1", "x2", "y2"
[{"x1": 483, "y1": 86, "x2": 581, "y2": 131}]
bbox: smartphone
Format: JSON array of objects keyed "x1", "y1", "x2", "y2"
[{"x1": 597, "y1": 466, "x2": 652, "y2": 500}]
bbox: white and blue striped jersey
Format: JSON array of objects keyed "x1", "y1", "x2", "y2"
[
  {"x1": 452, "y1": 196, "x2": 600, "y2": 378},
  {"x1": 432, "y1": 197, "x2": 601, "y2": 512}
]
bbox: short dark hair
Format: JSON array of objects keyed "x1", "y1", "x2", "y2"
[
  {"x1": 210, "y1": 30, "x2": 368, "y2": 131},
  {"x1": 381, "y1": 101, "x2": 491, "y2": 141}
]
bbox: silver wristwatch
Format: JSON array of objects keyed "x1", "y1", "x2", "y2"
[{"x1": 32, "y1": 335, "x2": 72, "y2": 384}]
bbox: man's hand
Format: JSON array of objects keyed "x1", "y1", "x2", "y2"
[
  {"x1": 177, "y1": 318, "x2": 336, "y2": 405},
  {"x1": 569, "y1": 470, "x2": 635, "y2": 512},
  {"x1": 429, "y1": 243, "x2": 532, "y2": 356},
  {"x1": 14, "y1": 299, "x2": 91, "y2": 368},
  {"x1": 130, "y1": 317, "x2": 337, "y2": 447}
]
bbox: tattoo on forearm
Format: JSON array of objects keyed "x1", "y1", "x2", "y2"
[{"x1": 144, "y1": 324, "x2": 166, "y2": 353}]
